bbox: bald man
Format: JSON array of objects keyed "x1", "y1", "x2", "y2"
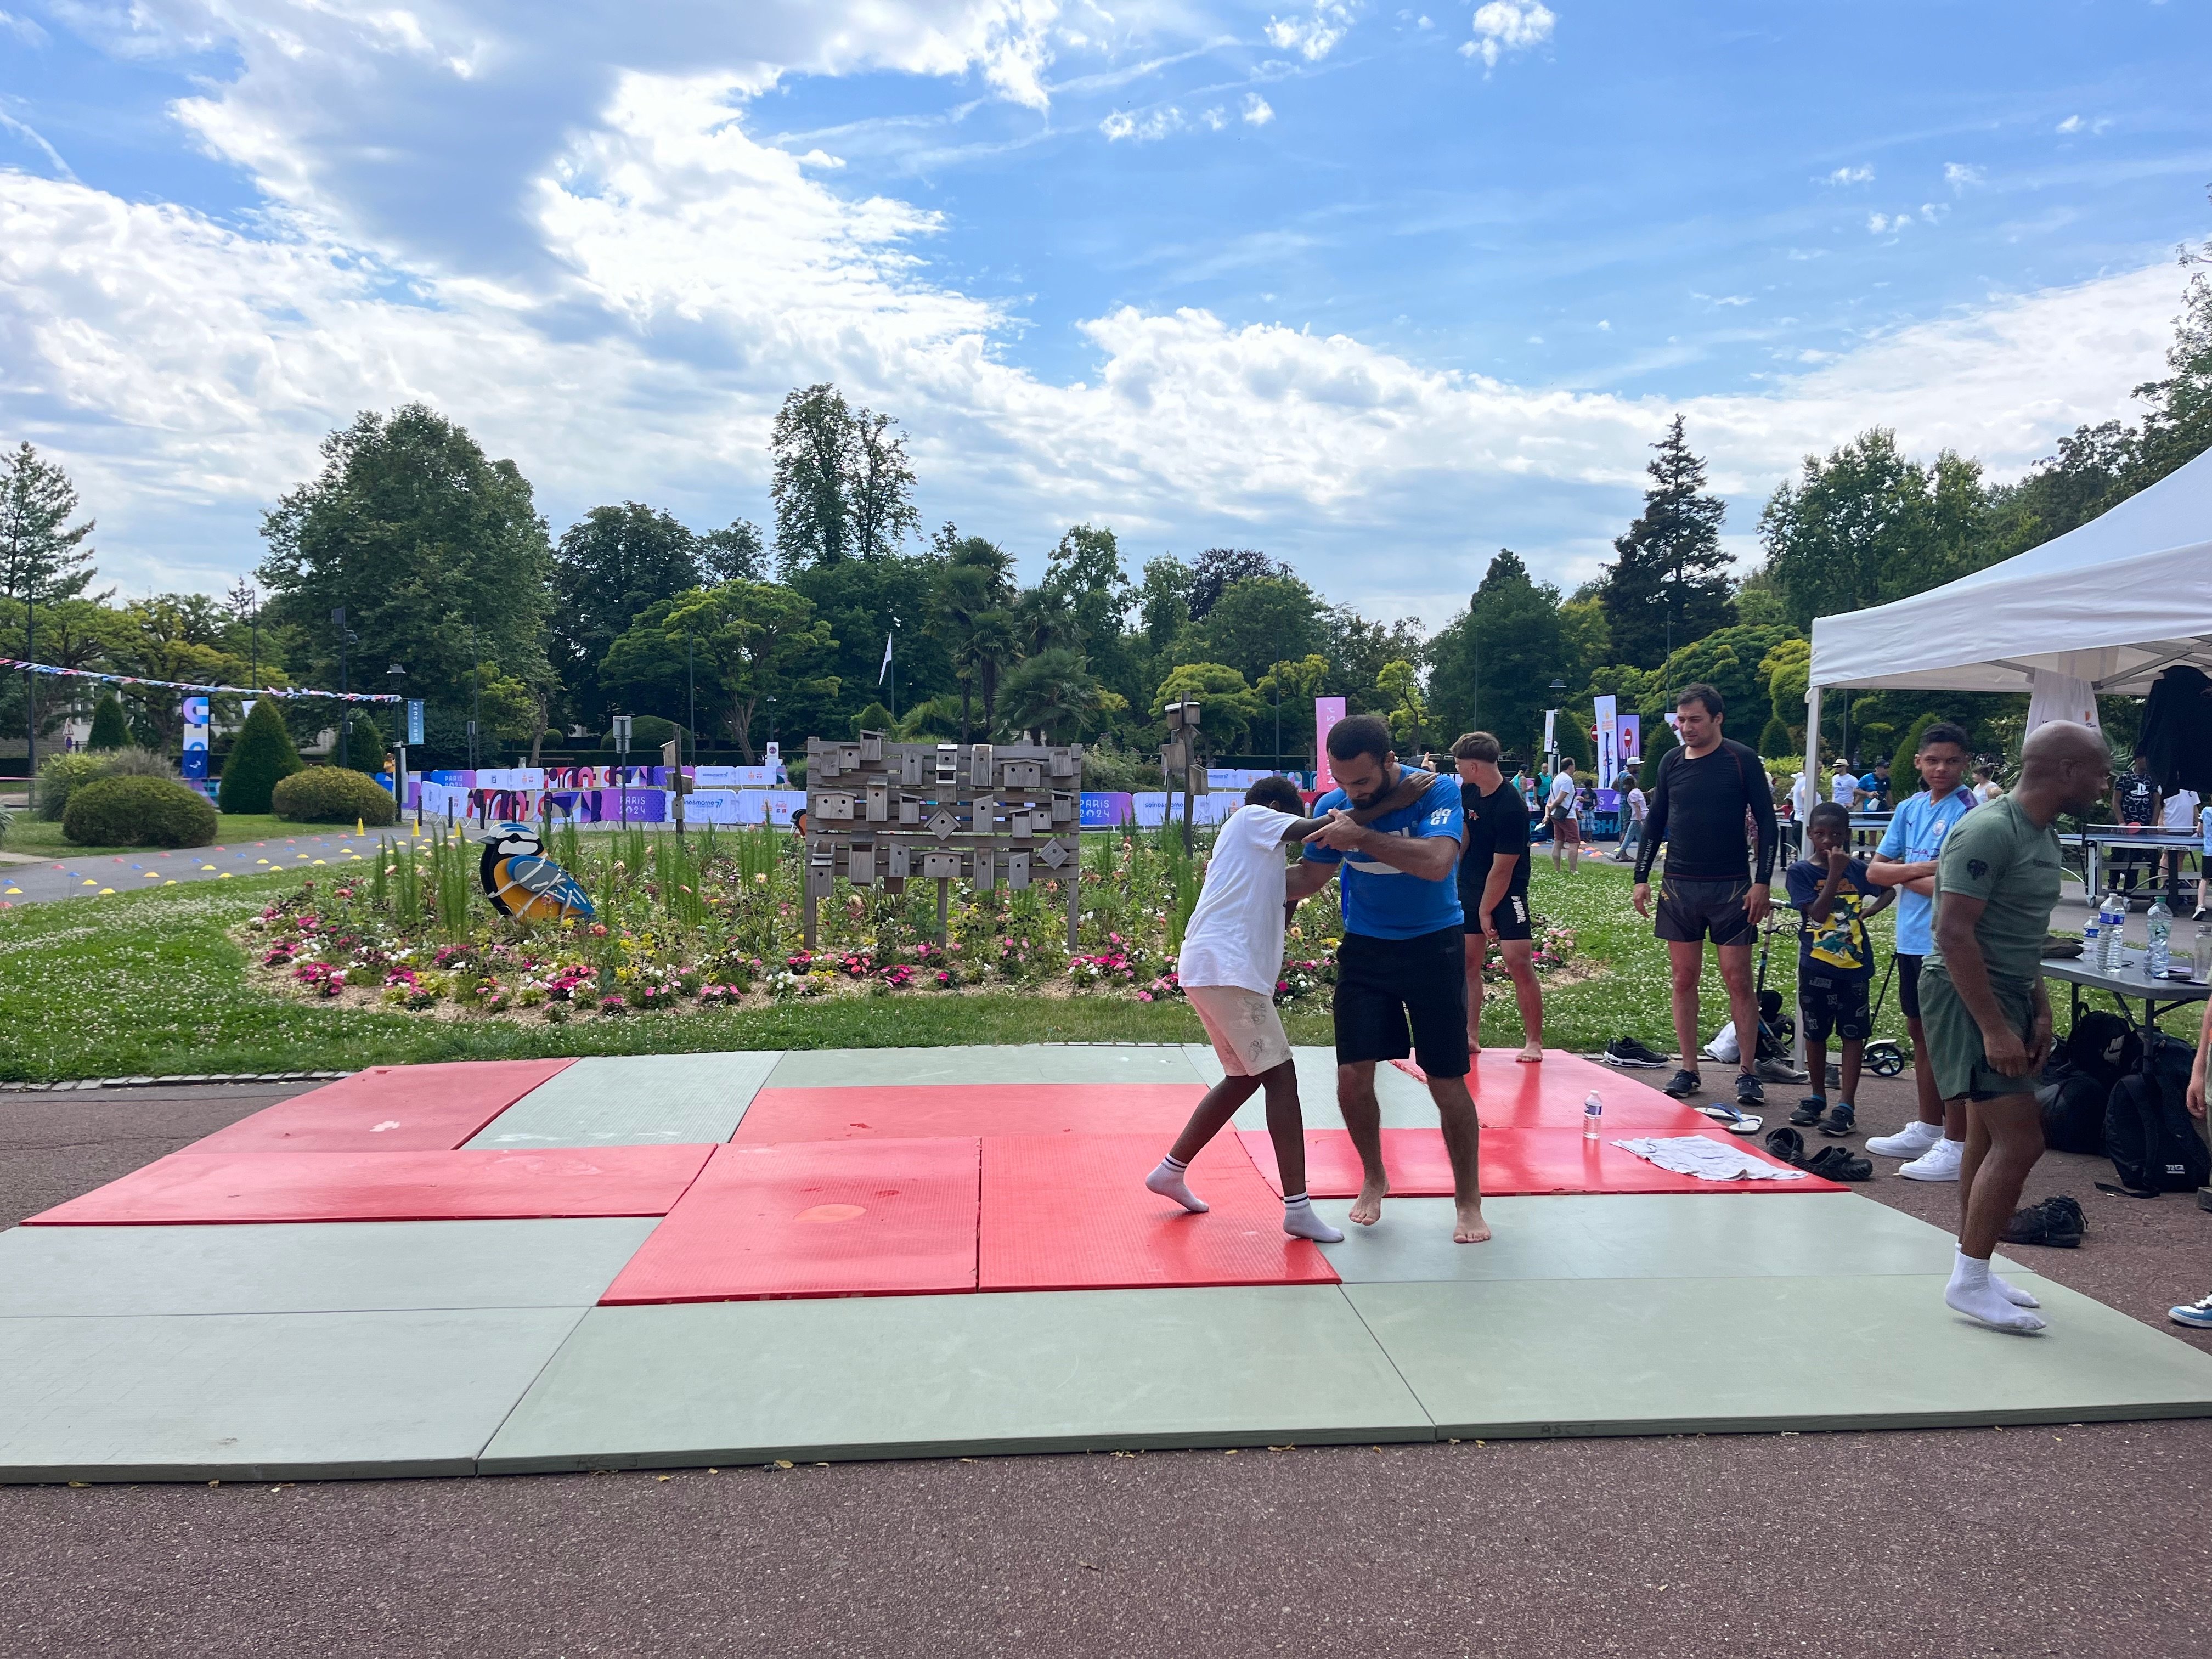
[{"x1": 1922, "y1": 720, "x2": 2111, "y2": 1333}]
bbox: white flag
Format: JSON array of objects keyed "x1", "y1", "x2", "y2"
[{"x1": 878, "y1": 632, "x2": 894, "y2": 684}]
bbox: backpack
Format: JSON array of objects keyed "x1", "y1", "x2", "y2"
[
  {"x1": 2102, "y1": 1032, "x2": 2209, "y2": 1195},
  {"x1": 2037, "y1": 1069, "x2": 2108, "y2": 1155},
  {"x1": 2062, "y1": 1011, "x2": 2141, "y2": 1091}
]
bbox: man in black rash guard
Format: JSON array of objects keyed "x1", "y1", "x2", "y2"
[
  {"x1": 1632, "y1": 682, "x2": 1780, "y2": 1112},
  {"x1": 1450, "y1": 730, "x2": 1544, "y2": 1062}
]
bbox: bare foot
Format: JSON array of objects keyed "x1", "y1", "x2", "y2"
[
  {"x1": 1349, "y1": 1177, "x2": 1389, "y2": 1227},
  {"x1": 1515, "y1": 1042, "x2": 1544, "y2": 1064},
  {"x1": 1453, "y1": 1201, "x2": 1492, "y2": 1244}
]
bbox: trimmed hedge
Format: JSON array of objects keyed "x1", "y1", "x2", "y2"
[
  {"x1": 62, "y1": 775, "x2": 218, "y2": 849},
  {"x1": 219, "y1": 699, "x2": 305, "y2": 815},
  {"x1": 272, "y1": 765, "x2": 397, "y2": 826},
  {"x1": 87, "y1": 692, "x2": 130, "y2": 751}
]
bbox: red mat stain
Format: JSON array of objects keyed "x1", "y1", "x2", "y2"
[
  {"x1": 1238, "y1": 1128, "x2": 1839, "y2": 1198},
  {"x1": 21, "y1": 1144, "x2": 714, "y2": 1226},
  {"x1": 184, "y1": 1059, "x2": 578, "y2": 1154},
  {"x1": 732, "y1": 1083, "x2": 1204, "y2": 1144},
  {"x1": 600, "y1": 1138, "x2": 981, "y2": 1305},
  {"x1": 978, "y1": 1133, "x2": 1338, "y2": 1292}
]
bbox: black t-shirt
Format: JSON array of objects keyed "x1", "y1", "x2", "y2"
[
  {"x1": 2115, "y1": 774, "x2": 2159, "y2": 825},
  {"x1": 1459, "y1": 778, "x2": 1532, "y2": 917},
  {"x1": 1634, "y1": 737, "x2": 1780, "y2": 885}
]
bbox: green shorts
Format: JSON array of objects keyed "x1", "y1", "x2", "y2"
[{"x1": 1917, "y1": 964, "x2": 2037, "y2": 1102}]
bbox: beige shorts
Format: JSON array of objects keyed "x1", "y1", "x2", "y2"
[{"x1": 1184, "y1": 984, "x2": 1293, "y2": 1077}]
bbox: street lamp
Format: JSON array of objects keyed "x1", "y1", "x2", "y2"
[
  {"x1": 387, "y1": 663, "x2": 408, "y2": 817},
  {"x1": 331, "y1": 607, "x2": 358, "y2": 768},
  {"x1": 1547, "y1": 678, "x2": 1567, "y2": 772}
]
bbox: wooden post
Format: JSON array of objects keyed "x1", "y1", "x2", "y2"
[
  {"x1": 803, "y1": 889, "x2": 817, "y2": 950},
  {"x1": 1065, "y1": 851, "x2": 1081, "y2": 952},
  {"x1": 936, "y1": 876, "x2": 950, "y2": 946}
]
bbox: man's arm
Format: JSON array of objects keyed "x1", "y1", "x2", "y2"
[
  {"x1": 1307, "y1": 815, "x2": 1461, "y2": 881},
  {"x1": 1866, "y1": 854, "x2": 1938, "y2": 890},
  {"x1": 1932, "y1": 892, "x2": 2033, "y2": 1076},
  {"x1": 1284, "y1": 859, "x2": 1336, "y2": 904},
  {"x1": 1745, "y1": 749, "x2": 1779, "y2": 923},
  {"x1": 1477, "y1": 852, "x2": 1516, "y2": 932},
  {"x1": 1277, "y1": 769, "x2": 1437, "y2": 843},
  {"x1": 1632, "y1": 756, "x2": 1669, "y2": 899}
]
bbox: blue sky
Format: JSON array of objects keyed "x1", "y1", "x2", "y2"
[{"x1": 2, "y1": 1, "x2": 2207, "y2": 623}]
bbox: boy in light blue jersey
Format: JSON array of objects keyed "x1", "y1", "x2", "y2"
[{"x1": 1865, "y1": 721, "x2": 1979, "y2": 1178}]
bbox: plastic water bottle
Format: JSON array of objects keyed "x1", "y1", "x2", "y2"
[
  {"x1": 1583, "y1": 1090, "x2": 1604, "y2": 1141},
  {"x1": 2193, "y1": 921, "x2": 2212, "y2": 985},
  {"x1": 2099, "y1": 887, "x2": 2128, "y2": 974},
  {"x1": 2147, "y1": 895, "x2": 2171, "y2": 979},
  {"x1": 2082, "y1": 916, "x2": 2099, "y2": 966}
]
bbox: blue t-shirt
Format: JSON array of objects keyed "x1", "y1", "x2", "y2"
[
  {"x1": 1303, "y1": 775, "x2": 1465, "y2": 939},
  {"x1": 1876, "y1": 786, "x2": 1979, "y2": 956}
]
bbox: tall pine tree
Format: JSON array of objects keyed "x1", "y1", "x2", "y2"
[{"x1": 1601, "y1": 415, "x2": 1733, "y2": 669}]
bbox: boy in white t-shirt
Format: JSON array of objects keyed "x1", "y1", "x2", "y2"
[{"x1": 1148, "y1": 772, "x2": 1436, "y2": 1241}]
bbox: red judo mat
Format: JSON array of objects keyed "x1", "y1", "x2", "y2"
[
  {"x1": 1456, "y1": 1052, "x2": 1712, "y2": 1132},
  {"x1": 732, "y1": 1083, "x2": 1204, "y2": 1145},
  {"x1": 1238, "y1": 1127, "x2": 1841, "y2": 1198},
  {"x1": 600, "y1": 1138, "x2": 981, "y2": 1305},
  {"x1": 22, "y1": 1143, "x2": 715, "y2": 1226},
  {"x1": 184, "y1": 1059, "x2": 578, "y2": 1154},
  {"x1": 978, "y1": 1133, "x2": 1338, "y2": 1292}
]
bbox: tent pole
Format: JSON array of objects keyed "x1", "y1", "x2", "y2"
[{"x1": 1795, "y1": 682, "x2": 1824, "y2": 1080}]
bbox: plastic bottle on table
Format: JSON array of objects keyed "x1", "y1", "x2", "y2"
[
  {"x1": 2194, "y1": 922, "x2": 2212, "y2": 985},
  {"x1": 2146, "y1": 895, "x2": 2171, "y2": 978},
  {"x1": 2099, "y1": 885, "x2": 2128, "y2": 974},
  {"x1": 2082, "y1": 916, "x2": 2099, "y2": 966},
  {"x1": 1583, "y1": 1090, "x2": 1604, "y2": 1141}
]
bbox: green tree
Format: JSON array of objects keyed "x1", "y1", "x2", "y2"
[
  {"x1": 86, "y1": 691, "x2": 128, "y2": 751},
  {"x1": 551, "y1": 504, "x2": 703, "y2": 731},
  {"x1": 217, "y1": 697, "x2": 304, "y2": 814},
  {"x1": 697, "y1": 519, "x2": 766, "y2": 584},
  {"x1": 1255, "y1": 654, "x2": 1331, "y2": 765},
  {"x1": 1601, "y1": 416, "x2": 1734, "y2": 668},
  {"x1": 0, "y1": 442, "x2": 98, "y2": 606},
  {"x1": 1652, "y1": 623, "x2": 1797, "y2": 749},
  {"x1": 1195, "y1": 574, "x2": 1324, "y2": 682},
  {"x1": 604, "y1": 581, "x2": 839, "y2": 762},
  {"x1": 114, "y1": 594, "x2": 253, "y2": 752},
  {"x1": 1000, "y1": 646, "x2": 1120, "y2": 742},
  {"x1": 1187, "y1": 548, "x2": 1289, "y2": 620},
  {"x1": 1135, "y1": 555, "x2": 1194, "y2": 651},
  {"x1": 769, "y1": 385, "x2": 919, "y2": 570},
  {"x1": 1151, "y1": 662, "x2": 1261, "y2": 756},
  {"x1": 1376, "y1": 659, "x2": 1428, "y2": 753},
  {"x1": 1426, "y1": 550, "x2": 1563, "y2": 759},
  {"x1": 257, "y1": 405, "x2": 554, "y2": 724},
  {"x1": 931, "y1": 536, "x2": 1019, "y2": 741}
]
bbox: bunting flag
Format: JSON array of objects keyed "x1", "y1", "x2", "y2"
[{"x1": 0, "y1": 659, "x2": 400, "y2": 702}]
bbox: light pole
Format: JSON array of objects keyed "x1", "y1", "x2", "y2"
[
  {"x1": 1548, "y1": 677, "x2": 1566, "y2": 775},
  {"x1": 387, "y1": 663, "x2": 407, "y2": 815},
  {"x1": 331, "y1": 606, "x2": 357, "y2": 769}
]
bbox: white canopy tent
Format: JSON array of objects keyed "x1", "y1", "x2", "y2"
[{"x1": 1804, "y1": 442, "x2": 2212, "y2": 772}]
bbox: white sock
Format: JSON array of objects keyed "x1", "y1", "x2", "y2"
[
  {"x1": 1146, "y1": 1154, "x2": 1207, "y2": 1214},
  {"x1": 1945, "y1": 1250, "x2": 2045, "y2": 1332},
  {"x1": 1989, "y1": 1270, "x2": 2041, "y2": 1308},
  {"x1": 1282, "y1": 1192, "x2": 1343, "y2": 1243}
]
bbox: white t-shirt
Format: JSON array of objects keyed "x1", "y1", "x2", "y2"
[
  {"x1": 2163, "y1": 789, "x2": 2201, "y2": 830},
  {"x1": 1627, "y1": 786, "x2": 1647, "y2": 822},
  {"x1": 1830, "y1": 771, "x2": 1859, "y2": 807},
  {"x1": 1176, "y1": 805, "x2": 1300, "y2": 996},
  {"x1": 1788, "y1": 772, "x2": 1815, "y2": 822},
  {"x1": 1547, "y1": 772, "x2": 1578, "y2": 814},
  {"x1": 1973, "y1": 781, "x2": 2002, "y2": 805}
]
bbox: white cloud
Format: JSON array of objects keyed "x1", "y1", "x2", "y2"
[
  {"x1": 1595, "y1": 319, "x2": 1610, "y2": 331},
  {"x1": 0, "y1": 8, "x2": 50, "y2": 46},
  {"x1": 1943, "y1": 161, "x2": 1984, "y2": 189},
  {"x1": 1461, "y1": 1, "x2": 1553, "y2": 67},
  {"x1": 1242, "y1": 92, "x2": 1275, "y2": 126},
  {"x1": 1867, "y1": 211, "x2": 1908, "y2": 235},
  {"x1": 1266, "y1": 2, "x2": 1361, "y2": 63},
  {"x1": 1825, "y1": 165, "x2": 1875, "y2": 185},
  {"x1": 2055, "y1": 114, "x2": 2111, "y2": 136},
  {"x1": 0, "y1": 110, "x2": 76, "y2": 179},
  {"x1": 1101, "y1": 105, "x2": 1188, "y2": 142}
]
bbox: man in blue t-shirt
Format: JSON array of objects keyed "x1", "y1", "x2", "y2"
[
  {"x1": 1865, "y1": 721, "x2": 1979, "y2": 1180},
  {"x1": 1289, "y1": 714, "x2": 1487, "y2": 1244}
]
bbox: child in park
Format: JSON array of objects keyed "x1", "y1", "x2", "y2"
[
  {"x1": 1148, "y1": 771, "x2": 1436, "y2": 1241},
  {"x1": 1785, "y1": 801, "x2": 1892, "y2": 1137}
]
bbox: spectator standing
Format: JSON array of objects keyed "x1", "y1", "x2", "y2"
[
  {"x1": 1971, "y1": 764, "x2": 2002, "y2": 805},
  {"x1": 2111, "y1": 753, "x2": 2163, "y2": 898},
  {"x1": 1545, "y1": 765, "x2": 1582, "y2": 873},
  {"x1": 1632, "y1": 682, "x2": 1780, "y2": 1117},
  {"x1": 2168, "y1": 987, "x2": 2212, "y2": 1327},
  {"x1": 1831, "y1": 765, "x2": 1860, "y2": 809},
  {"x1": 1865, "y1": 722, "x2": 1980, "y2": 1178},
  {"x1": 2159, "y1": 785, "x2": 2200, "y2": 906},
  {"x1": 1451, "y1": 732, "x2": 1545, "y2": 1063},
  {"x1": 1785, "y1": 802, "x2": 1892, "y2": 1137}
]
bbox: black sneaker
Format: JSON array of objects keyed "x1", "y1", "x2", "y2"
[
  {"x1": 1819, "y1": 1103, "x2": 1857, "y2": 1138},
  {"x1": 2000, "y1": 1196, "x2": 2083, "y2": 1249},
  {"x1": 1789, "y1": 1097, "x2": 1827, "y2": 1127},
  {"x1": 1735, "y1": 1073, "x2": 1765, "y2": 1108},
  {"x1": 1605, "y1": 1037, "x2": 1669, "y2": 1069},
  {"x1": 1663, "y1": 1069, "x2": 1702, "y2": 1098}
]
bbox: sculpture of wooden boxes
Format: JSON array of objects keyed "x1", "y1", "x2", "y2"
[{"x1": 802, "y1": 735, "x2": 1085, "y2": 947}]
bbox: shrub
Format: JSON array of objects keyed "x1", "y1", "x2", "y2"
[
  {"x1": 63, "y1": 775, "x2": 218, "y2": 848},
  {"x1": 603, "y1": 714, "x2": 679, "y2": 753},
  {"x1": 272, "y1": 764, "x2": 398, "y2": 826},
  {"x1": 35, "y1": 752, "x2": 112, "y2": 821},
  {"x1": 220, "y1": 699, "x2": 305, "y2": 814},
  {"x1": 1758, "y1": 714, "x2": 1797, "y2": 760},
  {"x1": 87, "y1": 692, "x2": 130, "y2": 751},
  {"x1": 100, "y1": 746, "x2": 179, "y2": 781},
  {"x1": 1891, "y1": 712, "x2": 1943, "y2": 795}
]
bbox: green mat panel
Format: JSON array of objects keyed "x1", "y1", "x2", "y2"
[
  {"x1": 0, "y1": 1308, "x2": 585, "y2": 1483},
  {"x1": 466, "y1": 1053, "x2": 781, "y2": 1148},
  {"x1": 1183, "y1": 1045, "x2": 1437, "y2": 1132},
  {"x1": 765, "y1": 1045, "x2": 1209, "y2": 1089},
  {"x1": 481, "y1": 1286, "x2": 1431, "y2": 1471},
  {"x1": 0, "y1": 1220, "x2": 660, "y2": 1317},
  {"x1": 1345, "y1": 1273, "x2": 2212, "y2": 1438}
]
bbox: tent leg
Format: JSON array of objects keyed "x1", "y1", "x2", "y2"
[{"x1": 1795, "y1": 684, "x2": 1824, "y2": 1075}]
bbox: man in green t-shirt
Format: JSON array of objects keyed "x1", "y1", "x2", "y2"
[{"x1": 1922, "y1": 720, "x2": 2111, "y2": 1333}]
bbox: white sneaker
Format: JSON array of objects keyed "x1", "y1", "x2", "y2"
[
  {"x1": 1899, "y1": 1138, "x2": 1965, "y2": 1182},
  {"x1": 1867, "y1": 1121, "x2": 1943, "y2": 1159}
]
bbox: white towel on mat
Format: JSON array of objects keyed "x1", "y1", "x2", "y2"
[{"x1": 1613, "y1": 1136, "x2": 1807, "y2": 1181}]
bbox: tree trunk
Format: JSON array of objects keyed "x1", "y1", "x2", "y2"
[{"x1": 729, "y1": 698, "x2": 757, "y2": 764}]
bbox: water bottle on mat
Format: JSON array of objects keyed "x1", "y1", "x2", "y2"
[{"x1": 1583, "y1": 1091, "x2": 1604, "y2": 1141}]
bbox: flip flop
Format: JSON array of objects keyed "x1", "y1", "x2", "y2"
[{"x1": 1696, "y1": 1104, "x2": 1763, "y2": 1136}]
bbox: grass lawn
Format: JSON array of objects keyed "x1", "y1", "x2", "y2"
[
  {"x1": 0, "y1": 812, "x2": 335, "y2": 860},
  {"x1": 0, "y1": 850, "x2": 1986, "y2": 1083}
]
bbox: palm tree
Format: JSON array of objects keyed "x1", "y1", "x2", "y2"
[
  {"x1": 932, "y1": 537, "x2": 1018, "y2": 742},
  {"x1": 1000, "y1": 646, "x2": 1111, "y2": 743}
]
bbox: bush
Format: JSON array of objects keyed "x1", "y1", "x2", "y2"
[
  {"x1": 87, "y1": 692, "x2": 129, "y2": 751},
  {"x1": 219, "y1": 699, "x2": 304, "y2": 815},
  {"x1": 100, "y1": 745, "x2": 179, "y2": 782},
  {"x1": 62, "y1": 775, "x2": 218, "y2": 848},
  {"x1": 272, "y1": 765, "x2": 398, "y2": 826},
  {"x1": 35, "y1": 752, "x2": 112, "y2": 821},
  {"x1": 603, "y1": 714, "x2": 679, "y2": 754},
  {"x1": 1891, "y1": 712, "x2": 1943, "y2": 796},
  {"x1": 1758, "y1": 714, "x2": 1797, "y2": 760},
  {"x1": 1638, "y1": 716, "x2": 1679, "y2": 788}
]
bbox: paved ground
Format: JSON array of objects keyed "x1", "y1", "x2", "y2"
[
  {"x1": 3, "y1": 1070, "x2": 2209, "y2": 1655},
  {"x1": 0, "y1": 832, "x2": 377, "y2": 907}
]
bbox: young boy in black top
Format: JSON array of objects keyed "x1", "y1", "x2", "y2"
[
  {"x1": 1449, "y1": 731, "x2": 1544, "y2": 1061},
  {"x1": 1785, "y1": 801, "x2": 1892, "y2": 1136}
]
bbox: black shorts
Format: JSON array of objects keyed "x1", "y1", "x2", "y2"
[
  {"x1": 1655, "y1": 877, "x2": 1754, "y2": 947},
  {"x1": 1896, "y1": 952, "x2": 1923, "y2": 1022},
  {"x1": 1335, "y1": 925, "x2": 1471, "y2": 1078},
  {"x1": 1799, "y1": 971, "x2": 1872, "y2": 1044},
  {"x1": 1464, "y1": 893, "x2": 1534, "y2": 941}
]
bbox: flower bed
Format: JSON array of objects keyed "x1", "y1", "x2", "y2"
[{"x1": 238, "y1": 823, "x2": 1577, "y2": 1024}]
